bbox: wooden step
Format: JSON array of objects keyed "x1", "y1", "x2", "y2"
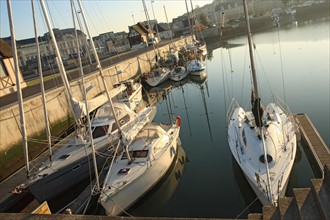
[
  {"x1": 311, "y1": 178, "x2": 330, "y2": 220},
  {"x1": 262, "y1": 206, "x2": 280, "y2": 220},
  {"x1": 293, "y1": 188, "x2": 322, "y2": 220},
  {"x1": 278, "y1": 197, "x2": 299, "y2": 220},
  {"x1": 248, "y1": 213, "x2": 263, "y2": 220}
]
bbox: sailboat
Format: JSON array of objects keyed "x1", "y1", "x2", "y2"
[
  {"x1": 169, "y1": 65, "x2": 188, "y2": 82},
  {"x1": 99, "y1": 117, "x2": 181, "y2": 216},
  {"x1": 184, "y1": 0, "x2": 206, "y2": 75},
  {"x1": 142, "y1": 0, "x2": 170, "y2": 87},
  {"x1": 227, "y1": 0, "x2": 297, "y2": 206},
  {"x1": 24, "y1": 0, "x2": 155, "y2": 203}
]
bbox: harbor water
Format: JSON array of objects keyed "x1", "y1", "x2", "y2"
[{"x1": 126, "y1": 18, "x2": 329, "y2": 218}]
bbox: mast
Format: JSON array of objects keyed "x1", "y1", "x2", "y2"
[
  {"x1": 31, "y1": 0, "x2": 52, "y2": 162},
  {"x1": 242, "y1": 0, "x2": 273, "y2": 205},
  {"x1": 163, "y1": 5, "x2": 174, "y2": 48},
  {"x1": 242, "y1": 0, "x2": 259, "y2": 100},
  {"x1": 142, "y1": 0, "x2": 157, "y2": 53},
  {"x1": 71, "y1": 0, "x2": 100, "y2": 191},
  {"x1": 7, "y1": 0, "x2": 30, "y2": 177},
  {"x1": 150, "y1": 0, "x2": 160, "y2": 41},
  {"x1": 39, "y1": 0, "x2": 80, "y2": 127},
  {"x1": 76, "y1": 0, "x2": 132, "y2": 163},
  {"x1": 184, "y1": 0, "x2": 193, "y2": 42}
]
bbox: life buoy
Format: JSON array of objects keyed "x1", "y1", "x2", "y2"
[{"x1": 176, "y1": 116, "x2": 181, "y2": 126}]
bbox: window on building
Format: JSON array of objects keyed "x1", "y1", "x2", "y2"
[{"x1": 0, "y1": 61, "x2": 9, "y2": 77}]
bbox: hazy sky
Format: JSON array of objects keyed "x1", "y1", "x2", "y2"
[{"x1": 0, "y1": 0, "x2": 213, "y2": 40}]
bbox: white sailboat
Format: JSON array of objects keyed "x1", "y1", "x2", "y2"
[
  {"x1": 227, "y1": 0, "x2": 297, "y2": 206},
  {"x1": 99, "y1": 117, "x2": 181, "y2": 216},
  {"x1": 145, "y1": 66, "x2": 171, "y2": 87},
  {"x1": 169, "y1": 66, "x2": 188, "y2": 82},
  {"x1": 142, "y1": 0, "x2": 170, "y2": 87},
  {"x1": 23, "y1": 0, "x2": 155, "y2": 203}
]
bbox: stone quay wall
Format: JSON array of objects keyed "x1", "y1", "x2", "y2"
[{"x1": 0, "y1": 37, "x2": 192, "y2": 152}]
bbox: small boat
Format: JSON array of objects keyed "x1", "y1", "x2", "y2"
[
  {"x1": 169, "y1": 66, "x2": 188, "y2": 82},
  {"x1": 113, "y1": 79, "x2": 142, "y2": 111},
  {"x1": 144, "y1": 67, "x2": 171, "y2": 87},
  {"x1": 99, "y1": 117, "x2": 181, "y2": 216},
  {"x1": 186, "y1": 59, "x2": 206, "y2": 75}
]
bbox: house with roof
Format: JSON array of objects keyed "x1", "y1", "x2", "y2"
[
  {"x1": 153, "y1": 23, "x2": 174, "y2": 40},
  {"x1": 0, "y1": 39, "x2": 27, "y2": 97},
  {"x1": 127, "y1": 22, "x2": 156, "y2": 49}
]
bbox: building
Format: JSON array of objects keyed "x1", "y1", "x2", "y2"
[
  {"x1": 127, "y1": 22, "x2": 156, "y2": 49},
  {"x1": 0, "y1": 39, "x2": 27, "y2": 97},
  {"x1": 2, "y1": 28, "x2": 88, "y2": 76},
  {"x1": 106, "y1": 32, "x2": 130, "y2": 54}
]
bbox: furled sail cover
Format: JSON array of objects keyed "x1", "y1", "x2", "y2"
[{"x1": 71, "y1": 84, "x2": 126, "y2": 119}]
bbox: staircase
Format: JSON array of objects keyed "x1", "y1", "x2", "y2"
[{"x1": 248, "y1": 165, "x2": 330, "y2": 220}]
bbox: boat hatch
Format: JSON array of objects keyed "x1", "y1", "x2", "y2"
[
  {"x1": 59, "y1": 154, "x2": 70, "y2": 160},
  {"x1": 92, "y1": 125, "x2": 109, "y2": 139},
  {"x1": 121, "y1": 150, "x2": 149, "y2": 160},
  {"x1": 118, "y1": 168, "x2": 130, "y2": 174},
  {"x1": 259, "y1": 154, "x2": 273, "y2": 163}
]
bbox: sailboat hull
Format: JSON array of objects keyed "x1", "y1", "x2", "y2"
[
  {"x1": 100, "y1": 124, "x2": 180, "y2": 216},
  {"x1": 227, "y1": 102, "x2": 297, "y2": 205},
  {"x1": 28, "y1": 141, "x2": 110, "y2": 202}
]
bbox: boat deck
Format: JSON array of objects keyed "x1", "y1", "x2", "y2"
[{"x1": 295, "y1": 113, "x2": 330, "y2": 176}]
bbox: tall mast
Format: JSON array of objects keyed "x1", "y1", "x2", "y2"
[
  {"x1": 184, "y1": 0, "x2": 193, "y2": 42},
  {"x1": 76, "y1": 0, "x2": 121, "y2": 132},
  {"x1": 243, "y1": 0, "x2": 259, "y2": 100},
  {"x1": 76, "y1": 0, "x2": 132, "y2": 163},
  {"x1": 39, "y1": 0, "x2": 80, "y2": 127},
  {"x1": 31, "y1": 0, "x2": 52, "y2": 161},
  {"x1": 142, "y1": 0, "x2": 157, "y2": 53},
  {"x1": 7, "y1": 0, "x2": 30, "y2": 178},
  {"x1": 163, "y1": 5, "x2": 174, "y2": 48},
  {"x1": 71, "y1": 0, "x2": 100, "y2": 191}
]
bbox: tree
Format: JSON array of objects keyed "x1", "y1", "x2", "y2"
[{"x1": 199, "y1": 13, "x2": 209, "y2": 27}]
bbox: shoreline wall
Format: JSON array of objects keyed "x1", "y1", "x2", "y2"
[{"x1": 0, "y1": 37, "x2": 191, "y2": 152}]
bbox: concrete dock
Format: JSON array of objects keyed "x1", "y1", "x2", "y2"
[{"x1": 295, "y1": 113, "x2": 330, "y2": 177}]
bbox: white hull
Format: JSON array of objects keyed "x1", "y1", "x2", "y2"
[
  {"x1": 100, "y1": 122, "x2": 180, "y2": 215},
  {"x1": 145, "y1": 68, "x2": 170, "y2": 87},
  {"x1": 227, "y1": 101, "x2": 297, "y2": 205},
  {"x1": 186, "y1": 60, "x2": 206, "y2": 75},
  {"x1": 170, "y1": 66, "x2": 188, "y2": 82}
]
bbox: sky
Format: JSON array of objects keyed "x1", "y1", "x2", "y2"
[{"x1": 0, "y1": 0, "x2": 213, "y2": 40}]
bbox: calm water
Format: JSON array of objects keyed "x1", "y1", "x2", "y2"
[{"x1": 126, "y1": 18, "x2": 329, "y2": 219}]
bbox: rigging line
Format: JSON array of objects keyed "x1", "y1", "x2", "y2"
[
  {"x1": 235, "y1": 195, "x2": 260, "y2": 219},
  {"x1": 276, "y1": 26, "x2": 287, "y2": 107},
  {"x1": 254, "y1": 48, "x2": 273, "y2": 96}
]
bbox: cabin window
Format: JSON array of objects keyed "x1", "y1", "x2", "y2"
[
  {"x1": 121, "y1": 150, "x2": 149, "y2": 160},
  {"x1": 92, "y1": 125, "x2": 109, "y2": 138},
  {"x1": 259, "y1": 155, "x2": 273, "y2": 163},
  {"x1": 59, "y1": 154, "x2": 70, "y2": 160}
]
